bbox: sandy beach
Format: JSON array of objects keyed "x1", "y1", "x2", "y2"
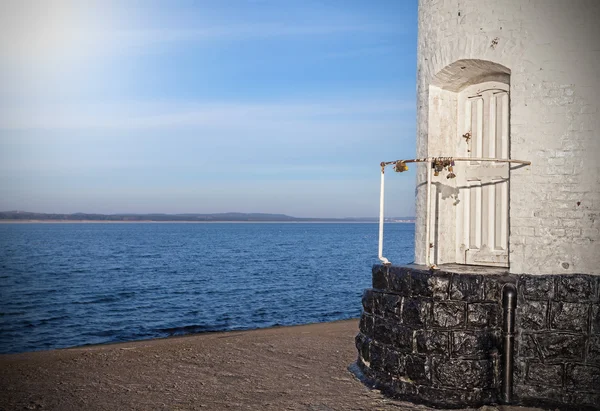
[{"x1": 0, "y1": 320, "x2": 536, "y2": 411}]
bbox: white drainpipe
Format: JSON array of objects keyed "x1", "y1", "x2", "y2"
[
  {"x1": 378, "y1": 165, "x2": 390, "y2": 265},
  {"x1": 425, "y1": 159, "x2": 433, "y2": 267}
]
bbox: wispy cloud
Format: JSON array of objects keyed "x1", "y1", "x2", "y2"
[
  {"x1": 0, "y1": 99, "x2": 414, "y2": 131},
  {"x1": 108, "y1": 22, "x2": 399, "y2": 46},
  {"x1": 323, "y1": 45, "x2": 399, "y2": 59},
  {"x1": 0, "y1": 0, "x2": 401, "y2": 61}
]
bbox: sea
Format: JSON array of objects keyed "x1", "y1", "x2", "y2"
[{"x1": 0, "y1": 222, "x2": 414, "y2": 354}]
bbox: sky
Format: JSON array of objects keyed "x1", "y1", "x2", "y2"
[{"x1": 0, "y1": 0, "x2": 418, "y2": 218}]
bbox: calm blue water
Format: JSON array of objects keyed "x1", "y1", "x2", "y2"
[{"x1": 0, "y1": 223, "x2": 414, "y2": 354}]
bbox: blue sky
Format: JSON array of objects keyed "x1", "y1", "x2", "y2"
[{"x1": 0, "y1": 0, "x2": 418, "y2": 218}]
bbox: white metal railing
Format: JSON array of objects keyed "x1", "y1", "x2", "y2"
[{"x1": 378, "y1": 157, "x2": 532, "y2": 268}]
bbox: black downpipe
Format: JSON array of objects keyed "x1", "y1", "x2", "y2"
[{"x1": 501, "y1": 283, "x2": 517, "y2": 404}]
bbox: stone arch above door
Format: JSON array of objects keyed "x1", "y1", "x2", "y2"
[{"x1": 431, "y1": 59, "x2": 510, "y2": 92}]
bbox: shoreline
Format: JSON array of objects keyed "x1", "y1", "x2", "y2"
[
  {"x1": 3, "y1": 318, "x2": 363, "y2": 356},
  {"x1": 0, "y1": 219, "x2": 414, "y2": 224}
]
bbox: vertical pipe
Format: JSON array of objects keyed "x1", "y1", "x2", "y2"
[
  {"x1": 501, "y1": 283, "x2": 517, "y2": 404},
  {"x1": 378, "y1": 166, "x2": 390, "y2": 265},
  {"x1": 425, "y1": 159, "x2": 432, "y2": 267}
]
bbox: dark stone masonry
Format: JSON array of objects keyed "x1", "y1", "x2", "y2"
[{"x1": 353, "y1": 264, "x2": 600, "y2": 410}]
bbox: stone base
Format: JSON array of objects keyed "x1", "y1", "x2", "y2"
[{"x1": 354, "y1": 264, "x2": 600, "y2": 410}]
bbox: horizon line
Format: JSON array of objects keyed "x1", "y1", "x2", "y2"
[{"x1": 1, "y1": 210, "x2": 416, "y2": 221}]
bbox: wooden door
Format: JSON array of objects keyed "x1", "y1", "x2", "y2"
[{"x1": 456, "y1": 82, "x2": 509, "y2": 267}]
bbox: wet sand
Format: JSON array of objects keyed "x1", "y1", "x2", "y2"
[{"x1": 0, "y1": 320, "x2": 537, "y2": 411}]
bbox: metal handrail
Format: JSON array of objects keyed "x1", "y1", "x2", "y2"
[{"x1": 378, "y1": 156, "x2": 532, "y2": 267}]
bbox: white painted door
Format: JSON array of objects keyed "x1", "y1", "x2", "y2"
[{"x1": 456, "y1": 82, "x2": 509, "y2": 267}]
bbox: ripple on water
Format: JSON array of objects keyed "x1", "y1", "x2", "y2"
[{"x1": 0, "y1": 222, "x2": 414, "y2": 353}]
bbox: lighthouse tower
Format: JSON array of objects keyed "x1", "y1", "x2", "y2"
[
  {"x1": 355, "y1": 1, "x2": 600, "y2": 409},
  {"x1": 414, "y1": 0, "x2": 600, "y2": 275}
]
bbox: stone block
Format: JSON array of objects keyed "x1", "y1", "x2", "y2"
[
  {"x1": 467, "y1": 303, "x2": 500, "y2": 328},
  {"x1": 415, "y1": 330, "x2": 449, "y2": 355},
  {"x1": 431, "y1": 358, "x2": 492, "y2": 389},
  {"x1": 372, "y1": 265, "x2": 388, "y2": 290},
  {"x1": 392, "y1": 325, "x2": 414, "y2": 354},
  {"x1": 387, "y1": 266, "x2": 412, "y2": 296},
  {"x1": 372, "y1": 292, "x2": 400, "y2": 318},
  {"x1": 416, "y1": 386, "x2": 494, "y2": 408},
  {"x1": 451, "y1": 331, "x2": 499, "y2": 358},
  {"x1": 589, "y1": 336, "x2": 600, "y2": 364},
  {"x1": 373, "y1": 319, "x2": 395, "y2": 346},
  {"x1": 517, "y1": 301, "x2": 548, "y2": 331},
  {"x1": 513, "y1": 360, "x2": 527, "y2": 386},
  {"x1": 355, "y1": 333, "x2": 362, "y2": 351},
  {"x1": 369, "y1": 342, "x2": 386, "y2": 373},
  {"x1": 359, "y1": 314, "x2": 374, "y2": 337},
  {"x1": 390, "y1": 379, "x2": 418, "y2": 400},
  {"x1": 383, "y1": 348, "x2": 406, "y2": 376},
  {"x1": 592, "y1": 304, "x2": 600, "y2": 334},
  {"x1": 432, "y1": 301, "x2": 466, "y2": 328},
  {"x1": 371, "y1": 291, "x2": 384, "y2": 317},
  {"x1": 355, "y1": 333, "x2": 370, "y2": 364},
  {"x1": 549, "y1": 302, "x2": 589, "y2": 332},
  {"x1": 402, "y1": 298, "x2": 431, "y2": 327},
  {"x1": 405, "y1": 355, "x2": 429, "y2": 384},
  {"x1": 519, "y1": 333, "x2": 585, "y2": 361},
  {"x1": 556, "y1": 275, "x2": 595, "y2": 302},
  {"x1": 450, "y1": 275, "x2": 484, "y2": 302},
  {"x1": 518, "y1": 334, "x2": 536, "y2": 358},
  {"x1": 518, "y1": 275, "x2": 554, "y2": 300},
  {"x1": 526, "y1": 362, "x2": 563, "y2": 387},
  {"x1": 513, "y1": 384, "x2": 569, "y2": 406},
  {"x1": 482, "y1": 277, "x2": 502, "y2": 302},
  {"x1": 361, "y1": 289, "x2": 375, "y2": 314},
  {"x1": 571, "y1": 392, "x2": 600, "y2": 409},
  {"x1": 411, "y1": 271, "x2": 450, "y2": 299},
  {"x1": 566, "y1": 365, "x2": 600, "y2": 391},
  {"x1": 380, "y1": 293, "x2": 402, "y2": 318}
]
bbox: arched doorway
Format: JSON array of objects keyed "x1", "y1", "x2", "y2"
[{"x1": 427, "y1": 59, "x2": 511, "y2": 267}]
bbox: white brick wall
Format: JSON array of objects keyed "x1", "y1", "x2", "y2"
[{"x1": 414, "y1": 0, "x2": 600, "y2": 275}]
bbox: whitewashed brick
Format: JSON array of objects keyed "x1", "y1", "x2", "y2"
[
  {"x1": 582, "y1": 228, "x2": 600, "y2": 238},
  {"x1": 513, "y1": 227, "x2": 535, "y2": 237},
  {"x1": 414, "y1": 0, "x2": 600, "y2": 275},
  {"x1": 580, "y1": 105, "x2": 597, "y2": 114},
  {"x1": 511, "y1": 217, "x2": 539, "y2": 228},
  {"x1": 548, "y1": 158, "x2": 565, "y2": 166},
  {"x1": 561, "y1": 219, "x2": 578, "y2": 228},
  {"x1": 540, "y1": 218, "x2": 561, "y2": 228}
]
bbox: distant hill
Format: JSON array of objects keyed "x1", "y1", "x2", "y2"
[{"x1": 0, "y1": 211, "x2": 415, "y2": 223}]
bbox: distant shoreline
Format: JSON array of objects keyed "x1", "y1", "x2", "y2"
[
  {"x1": 0, "y1": 219, "x2": 414, "y2": 224},
  {"x1": 0, "y1": 211, "x2": 415, "y2": 224}
]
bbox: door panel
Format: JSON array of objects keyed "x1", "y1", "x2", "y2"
[
  {"x1": 456, "y1": 82, "x2": 509, "y2": 267},
  {"x1": 468, "y1": 180, "x2": 481, "y2": 249},
  {"x1": 470, "y1": 97, "x2": 483, "y2": 161},
  {"x1": 495, "y1": 92, "x2": 509, "y2": 159}
]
